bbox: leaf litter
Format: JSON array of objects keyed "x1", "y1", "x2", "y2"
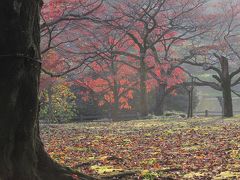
[{"x1": 41, "y1": 117, "x2": 240, "y2": 179}]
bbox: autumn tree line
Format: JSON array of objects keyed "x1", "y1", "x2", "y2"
[
  {"x1": 1, "y1": 0, "x2": 240, "y2": 179},
  {"x1": 40, "y1": 0, "x2": 240, "y2": 119}
]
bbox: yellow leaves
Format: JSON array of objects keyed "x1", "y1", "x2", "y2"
[
  {"x1": 144, "y1": 133, "x2": 152, "y2": 137},
  {"x1": 140, "y1": 170, "x2": 160, "y2": 179},
  {"x1": 213, "y1": 171, "x2": 240, "y2": 180},
  {"x1": 230, "y1": 150, "x2": 240, "y2": 159},
  {"x1": 141, "y1": 158, "x2": 158, "y2": 166},
  {"x1": 182, "y1": 145, "x2": 202, "y2": 151},
  {"x1": 98, "y1": 156, "x2": 109, "y2": 161},
  {"x1": 87, "y1": 157, "x2": 95, "y2": 161},
  {"x1": 66, "y1": 147, "x2": 88, "y2": 152},
  {"x1": 94, "y1": 135, "x2": 103, "y2": 139},
  {"x1": 49, "y1": 151, "x2": 66, "y2": 165},
  {"x1": 122, "y1": 138, "x2": 132, "y2": 144},
  {"x1": 150, "y1": 151, "x2": 160, "y2": 155},
  {"x1": 141, "y1": 170, "x2": 150, "y2": 176},
  {"x1": 183, "y1": 172, "x2": 205, "y2": 179},
  {"x1": 90, "y1": 165, "x2": 123, "y2": 175}
]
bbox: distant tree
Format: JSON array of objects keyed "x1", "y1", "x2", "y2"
[
  {"x1": 149, "y1": 63, "x2": 187, "y2": 115},
  {"x1": 40, "y1": 0, "x2": 209, "y2": 119},
  {"x1": 183, "y1": 0, "x2": 240, "y2": 117},
  {"x1": 75, "y1": 59, "x2": 137, "y2": 120},
  {"x1": 184, "y1": 53, "x2": 236, "y2": 117},
  {"x1": 103, "y1": 0, "x2": 208, "y2": 116}
]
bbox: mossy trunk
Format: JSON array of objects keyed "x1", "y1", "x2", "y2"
[{"x1": 0, "y1": 1, "x2": 89, "y2": 179}]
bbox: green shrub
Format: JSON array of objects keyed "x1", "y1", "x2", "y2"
[{"x1": 40, "y1": 84, "x2": 77, "y2": 123}]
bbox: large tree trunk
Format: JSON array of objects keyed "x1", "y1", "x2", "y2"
[
  {"x1": 0, "y1": 1, "x2": 91, "y2": 179},
  {"x1": 219, "y1": 56, "x2": 233, "y2": 117},
  {"x1": 0, "y1": 1, "x2": 41, "y2": 179}
]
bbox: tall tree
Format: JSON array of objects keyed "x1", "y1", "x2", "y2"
[
  {"x1": 0, "y1": 0, "x2": 91, "y2": 179},
  {"x1": 104, "y1": 0, "x2": 208, "y2": 117}
]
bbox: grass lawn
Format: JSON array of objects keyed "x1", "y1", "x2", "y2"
[{"x1": 41, "y1": 116, "x2": 240, "y2": 179}]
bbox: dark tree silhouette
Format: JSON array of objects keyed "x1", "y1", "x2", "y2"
[{"x1": 0, "y1": 1, "x2": 92, "y2": 179}]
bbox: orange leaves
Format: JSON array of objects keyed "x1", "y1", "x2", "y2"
[
  {"x1": 91, "y1": 62, "x2": 104, "y2": 73},
  {"x1": 42, "y1": 50, "x2": 65, "y2": 72},
  {"x1": 126, "y1": 90, "x2": 133, "y2": 99},
  {"x1": 119, "y1": 97, "x2": 131, "y2": 110},
  {"x1": 40, "y1": 50, "x2": 69, "y2": 90},
  {"x1": 76, "y1": 59, "x2": 137, "y2": 110},
  {"x1": 164, "y1": 31, "x2": 177, "y2": 39},
  {"x1": 43, "y1": 0, "x2": 103, "y2": 20},
  {"x1": 104, "y1": 93, "x2": 114, "y2": 104},
  {"x1": 147, "y1": 61, "x2": 186, "y2": 93}
]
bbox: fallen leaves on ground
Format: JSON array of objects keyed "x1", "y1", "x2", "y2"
[{"x1": 40, "y1": 116, "x2": 240, "y2": 179}]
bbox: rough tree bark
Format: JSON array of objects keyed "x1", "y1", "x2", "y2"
[
  {"x1": 0, "y1": 1, "x2": 92, "y2": 179},
  {"x1": 219, "y1": 56, "x2": 233, "y2": 117}
]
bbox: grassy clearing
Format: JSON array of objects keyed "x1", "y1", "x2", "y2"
[{"x1": 41, "y1": 116, "x2": 240, "y2": 179}]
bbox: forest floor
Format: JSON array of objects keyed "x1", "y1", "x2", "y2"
[{"x1": 41, "y1": 116, "x2": 240, "y2": 179}]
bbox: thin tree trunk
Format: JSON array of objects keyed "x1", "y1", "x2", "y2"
[
  {"x1": 0, "y1": 1, "x2": 91, "y2": 179},
  {"x1": 139, "y1": 51, "x2": 148, "y2": 117},
  {"x1": 187, "y1": 90, "x2": 193, "y2": 118},
  {"x1": 154, "y1": 84, "x2": 166, "y2": 116},
  {"x1": 112, "y1": 80, "x2": 119, "y2": 120}
]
